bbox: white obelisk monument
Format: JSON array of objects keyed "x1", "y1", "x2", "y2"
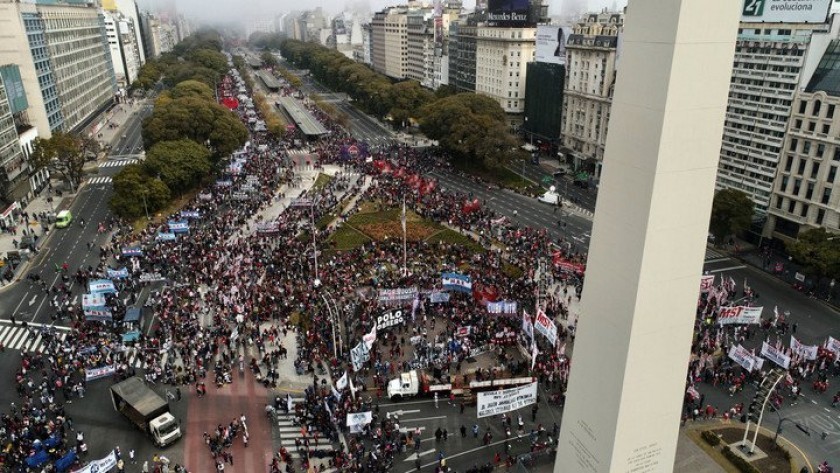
[{"x1": 555, "y1": 1, "x2": 741, "y2": 472}]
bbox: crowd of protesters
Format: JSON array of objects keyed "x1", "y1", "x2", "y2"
[{"x1": 0, "y1": 61, "x2": 592, "y2": 472}]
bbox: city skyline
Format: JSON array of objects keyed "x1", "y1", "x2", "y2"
[{"x1": 136, "y1": 0, "x2": 626, "y2": 25}]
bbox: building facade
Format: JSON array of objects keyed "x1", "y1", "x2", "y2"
[
  {"x1": 0, "y1": 69, "x2": 28, "y2": 204},
  {"x1": 561, "y1": 11, "x2": 622, "y2": 178},
  {"x1": 475, "y1": 25, "x2": 535, "y2": 115},
  {"x1": 767, "y1": 39, "x2": 840, "y2": 239},
  {"x1": 103, "y1": 9, "x2": 142, "y2": 89},
  {"x1": 448, "y1": 15, "x2": 478, "y2": 93},
  {"x1": 717, "y1": 20, "x2": 838, "y2": 215},
  {"x1": 524, "y1": 61, "x2": 564, "y2": 142},
  {"x1": 0, "y1": 0, "x2": 116, "y2": 136},
  {"x1": 406, "y1": 10, "x2": 434, "y2": 87}
]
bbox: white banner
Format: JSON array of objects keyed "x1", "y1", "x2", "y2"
[
  {"x1": 718, "y1": 306, "x2": 763, "y2": 325},
  {"x1": 363, "y1": 325, "x2": 377, "y2": 350},
  {"x1": 827, "y1": 336, "x2": 840, "y2": 355},
  {"x1": 534, "y1": 309, "x2": 557, "y2": 346},
  {"x1": 700, "y1": 275, "x2": 715, "y2": 293},
  {"x1": 728, "y1": 344, "x2": 757, "y2": 372},
  {"x1": 522, "y1": 311, "x2": 534, "y2": 341},
  {"x1": 336, "y1": 372, "x2": 348, "y2": 391},
  {"x1": 85, "y1": 365, "x2": 117, "y2": 381},
  {"x1": 761, "y1": 341, "x2": 791, "y2": 369},
  {"x1": 346, "y1": 411, "x2": 373, "y2": 433},
  {"x1": 75, "y1": 450, "x2": 117, "y2": 473},
  {"x1": 477, "y1": 381, "x2": 538, "y2": 418},
  {"x1": 741, "y1": 0, "x2": 831, "y2": 24},
  {"x1": 791, "y1": 336, "x2": 818, "y2": 361}
]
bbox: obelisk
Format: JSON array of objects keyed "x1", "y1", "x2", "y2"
[{"x1": 555, "y1": 1, "x2": 741, "y2": 472}]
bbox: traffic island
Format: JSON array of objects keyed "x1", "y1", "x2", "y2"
[{"x1": 691, "y1": 426, "x2": 804, "y2": 472}]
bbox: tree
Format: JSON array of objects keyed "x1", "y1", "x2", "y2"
[
  {"x1": 110, "y1": 164, "x2": 171, "y2": 218},
  {"x1": 29, "y1": 132, "x2": 86, "y2": 189},
  {"x1": 261, "y1": 51, "x2": 279, "y2": 68},
  {"x1": 144, "y1": 139, "x2": 211, "y2": 194},
  {"x1": 709, "y1": 189, "x2": 754, "y2": 243},
  {"x1": 142, "y1": 96, "x2": 248, "y2": 160},
  {"x1": 786, "y1": 228, "x2": 840, "y2": 278},
  {"x1": 419, "y1": 93, "x2": 515, "y2": 166},
  {"x1": 187, "y1": 48, "x2": 228, "y2": 75}
]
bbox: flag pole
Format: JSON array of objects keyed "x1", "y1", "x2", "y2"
[{"x1": 402, "y1": 196, "x2": 407, "y2": 277}]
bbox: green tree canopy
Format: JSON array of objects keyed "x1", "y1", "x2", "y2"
[
  {"x1": 110, "y1": 164, "x2": 171, "y2": 218},
  {"x1": 186, "y1": 48, "x2": 228, "y2": 75},
  {"x1": 142, "y1": 96, "x2": 248, "y2": 160},
  {"x1": 709, "y1": 189, "x2": 754, "y2": 242},
  {"x1": 144, "y1": 139, "x2": 211, "y2": 194},
  {"x1": 29, "y1": 132, "x2": 86, "y2": 189},
  {"x1": 786, "y1": 228, "x2": 840, "y2": 278},
  {"x1": 261, "y1": 51, "x2": 279, "y2": 67},
  {"x1": 419, "y1": 93, "x2": 515, "y2": 166}
]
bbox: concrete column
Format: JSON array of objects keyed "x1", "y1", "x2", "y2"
[{"x1": 555, "y1": 1, "x2": 740, "y2": 472}]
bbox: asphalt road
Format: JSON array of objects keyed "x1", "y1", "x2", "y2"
[
  {"x1": 110, "y1": 103, "x2": 154, "y2": 158},
  {"x1": 510, "y1": 160, "x2": 599, "y2": 213},
  {"x1": 697, "y1": 254, "x2": 840, "y2": 468},
  {"x1": 376, "y1": 393, "x2": 562, "y2": 473}
]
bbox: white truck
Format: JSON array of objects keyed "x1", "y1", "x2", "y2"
[
  {"x1": 110, "y1": 377, "x2": 182, "y2": 447},
  {"x1": 387, "y1": 369, "x2": 535, "y2": 402}
]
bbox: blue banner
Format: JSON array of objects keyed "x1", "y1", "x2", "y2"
[
  {"x1": 442, "y1": 272, "x2": 472, "y2": 293},
  {"x1": 156, "y1": 232, "x2": 176, "y2": 241},
  {"x1": 180, "y1": 210, "x2": 200, "y2": 218},
  {"x1": 106, "y1": 268, "x2": 129, "y2": 279},
  {"x1": 168, "y1": 220, "x2": 189, "y2": 233}
]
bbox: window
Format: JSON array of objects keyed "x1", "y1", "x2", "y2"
[
  {"x1": 818, "y1": 144, "x2": 826, "y2": 158},
  {"x1": 809, "y1": 122, "x2": 816, "y2": 132},
  {"x1": 804, "y1": 141, "x2": 811, "y2": 154},
  {"x1": 829, "y1": 104, "x2": 836, "y2": 118},
  {"x1": 814, "y1": 100, "x2": 822, "y2": 116},
  {"x1": 793, "y1": 178, "x2": 802, "y2": 195},
  {"x1": 798, "y1": 160, "x2": 807, "y2": 175},
  {"x1": 795, "y1": 119, "x2": 802, "y2": 129},
  {"x1": 799, "y1": 101, "x2": 807, "y2": 114},
  {"x1": 824, "y1": 124, "x2": 831, "y2": 134},
  {"x1": 776, "y1": 196, "x2": 784, "y2": 209},
  {"x1": 790, "y1": 138, "x2": 798, "y2": 152},
  {"x1": 806, "y1": 182, "x2": 815, "y2": 200},
  {"x1": 785, "y1": 156, "x2": 794, "y2": 172},
  {"x1": 817, "y1": 208, "x2": 825, "y2": 225},
  {"x1": 829, "y1": 166, "x2": 838, "y2": 183},
  {"x1": 801, "y1": 204, "x2": 809, "y2": 217},
  {"x1": 788, "y1": 199, "x2": 796, "y2": 213},
  {"x1": 823, "y1": 187, "x2": 832, "y2": 205},
  {"x1": 781, "y1": 175, "x2": 790, "y2": 191},
  {"x1": 812, "y1": 162, "x2": 821, "y2": 178}
]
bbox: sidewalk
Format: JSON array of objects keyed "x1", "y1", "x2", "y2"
[{"x1": 0, "y1": 99, "x2": 140, "y2": 286}]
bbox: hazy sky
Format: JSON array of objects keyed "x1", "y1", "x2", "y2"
[{"x1": 140, "y1": 0, "x2": 627, "y2": 26}]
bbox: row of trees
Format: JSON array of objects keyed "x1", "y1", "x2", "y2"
[
  {"x1": 278, "y1": 39, "x2": 520, "y2": 167},
  {"x1": 111, "y1": 32, "x2": 248, "y2": 218},
  {"x1": 132, "y1": 29, "x2": 229, "y2": 92}
]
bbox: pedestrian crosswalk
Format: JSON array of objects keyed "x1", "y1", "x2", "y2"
[
  {"x1": 705, "y1": 248, "x2": 728, "y2": 261},
  {"x1": 99, "y1": 159, "x2": 137, "y2": 168},
  {"x1": 87, "y1": 176, "x2": 112, "y2": 185},
  {"x1": 274, "y1": 400, "x2": 337, "y2": 464},
  {"x1": 0, "y1": 322, "x2": 146, "y2": 368},
  {"x1": 0, "y1": 323, "x2": 70, "y2": 353}
]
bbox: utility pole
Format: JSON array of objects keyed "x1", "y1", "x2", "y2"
[{"x1": 742, "y1": 368, "x2": 786, "y2": 454}]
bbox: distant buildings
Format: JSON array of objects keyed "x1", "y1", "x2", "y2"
[{"x1": 561, "y1": 11, "x2": 622, "y2": 179}]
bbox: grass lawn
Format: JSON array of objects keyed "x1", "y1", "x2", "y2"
[
  {"x1": 425, "y1": 228, "x2": 484, "y2": 253},
  {"x1": 327, "y1": 225, "x2": 371, "y2": 250},
  {"x1": 313, "y1": 173, "x2": 333, "y2": 191}
]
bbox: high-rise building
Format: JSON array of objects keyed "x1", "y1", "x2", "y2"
[
  {"x1": 767, "y1": 38, "x2": 840, "y2": 239},
  {"x1": 103, "y1": 9, "x2": 143, "y2": 88},
  {"x1": 448, "y1": 14, "x2": 478, "y2": 93},
  {"x1": 138, "y1": 11, "x2": 177, "y2": 58},
  {"x1": 475, "y1": 25, "x2": 536, "y2": 115},
  {"x1": 716, "y1": 16, "x2": 838, "y2": 215},
  {"x1": 0, "y1": 0, "x2": 117, "y2": 136},
  {"x1": 0, "y1": 66, "x2": 29, "y2": 204},
  {"x1": 370, "y1": 6, "x2": 412, "y2": 80},
  {"x1": 406, "y1": 10, "x2": 435, "y2": 88},
  {"x1": 246, "y1": 18, "x2": 275, "y2": 40},
  {"x1": 561, "y1": 11, "x2": 623, "y2": 179}
]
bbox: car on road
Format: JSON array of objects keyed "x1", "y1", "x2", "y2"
[{"x1": 55, "y1": 210, "x2": 72, "y2": 228}]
